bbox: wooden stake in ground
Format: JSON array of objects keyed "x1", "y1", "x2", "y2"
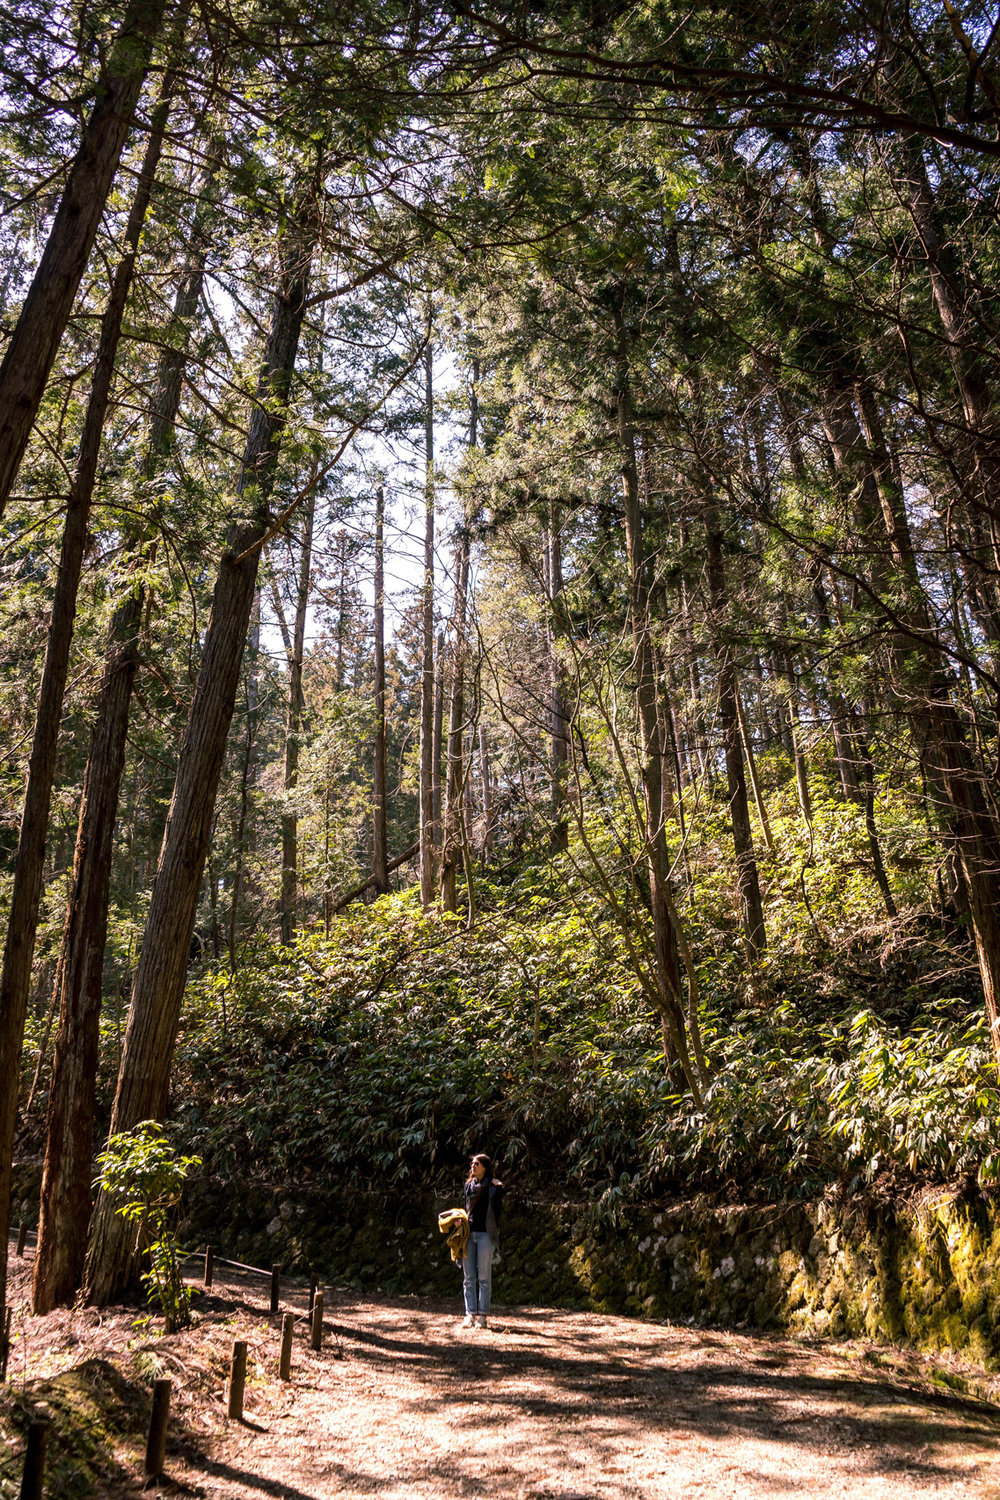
[
  {"x1": 16, "y1": 1223, "x2": 26, "y2": 1257},
  {"x1": 279, "y1": 1312, "x2": 295, "y2": 1380},
  {"x1": 228, "y1": 1340, "x2": 247, "y2": 1421},
  {"x1": 18, "y1": 1419, "x2": 48, "y2": 1500},
  {"x1": 311, "y1": 1291, "x2": 324, "y2": 1351},
  {"x1": 144, "y1": 1378, "x2": 171, "y2": 1478},
  {"x1": 270, "y1": 1264, "x2": 281, "y2": 1314},
  {"x1": 204, "y1": 1245, "x2": 214, "y2": 1289},
  {"x1": 0, "y1": 1306, "x2": 10, "y2": 1382}
]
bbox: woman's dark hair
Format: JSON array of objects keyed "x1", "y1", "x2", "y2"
[{"x1": 469, "y1": 1153, "x2": 493, "y2": 1179}]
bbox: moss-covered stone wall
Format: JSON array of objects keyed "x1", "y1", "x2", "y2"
[
  {"x1": 174, "y1": 1180, "x2": 1000, "y2": 1368},
  {"x1": 13, "y1": 1160, "x2": 1000, "y2": 1369}
]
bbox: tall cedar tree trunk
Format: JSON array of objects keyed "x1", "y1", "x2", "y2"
[
  {"x1": 704, "y1": 521, "x2": 766, "y2": 963},
  {"x1": 372, "y1": 485, "x2": 389, "y2": 894},
  {"x1": 902, "y1": 148, "x2": 1000, "y2": 638},
  {"x1": 793, "y1": 139, "x2": 998, "y2": 982},
  {"x1": 0, "y1": 0, "x2": 167, "y2": 520},
  {"x1": 82, "y1": 223, "x2": 314, "y2": 1304},
  {"x1": 826, "y1": 380, "x2": 1000, "y2": 1060},
  {"x1": 419, "y1": 340, "x2": 436, "y2": 903},
  {"x1": 441, "y1": 538, "x2": 470, "y2": 911},
  {"x1": 0, "y1": 78, "x2": 174, "y2": 1314},
  {"x1": 441, "y1": 369, "x2": 478, "y2": 910},
  {"x1": 612, "y1": 299, "x2": 704, "y2": 1098},
  {"x1": 279, "y1": 489, "x2": 317, "y2": 943},
  {"x1": 227, "y1": 592, "x2": 263, "y2": 967},
  {"x1": 32, "y1": 116, "x2": 217, "y2": 1317},
  {"x1": 860, "y1": 384, "x2": 1000, "y2": 1055},
  {"x1": 432, "y1": 631, "x2": 445, "y2": 848},
  {"x1": 547, "y1": 500, "x2": 570, "y2": 853}
]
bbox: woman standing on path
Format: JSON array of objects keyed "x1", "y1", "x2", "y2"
[{"x1": 462, "y1": 1153, "x2": 502, "y2": 1329}]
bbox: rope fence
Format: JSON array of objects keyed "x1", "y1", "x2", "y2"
[{"x1": 6, "y1": 1229, "x2": 338, "y2": 1489}]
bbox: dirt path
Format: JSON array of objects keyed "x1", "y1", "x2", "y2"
[{"x1": 3, "y1": 1237, "x2": 1000, "y2": 1498}]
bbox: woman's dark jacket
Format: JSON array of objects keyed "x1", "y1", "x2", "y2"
[{"x1": 464, "y1": 1177, "x2": 503, "y2": 1244}]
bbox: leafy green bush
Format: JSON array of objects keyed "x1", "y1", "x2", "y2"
[{"x1": 95, "y1": 1123, "x2": 201, "y2": 1330}]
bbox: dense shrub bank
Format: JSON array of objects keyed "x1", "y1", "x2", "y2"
[{"x1": 162, "y1": 884, "x2": 1000, "y2": 1207}]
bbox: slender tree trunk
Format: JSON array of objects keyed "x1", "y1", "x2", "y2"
[
  {"x1": 613, "y1": 299, "x2": 704, "y2": 1097},
  {"x1": 678, "y1": 576, "x2": 710, "y2": 784},
  {"x1": 441, "y1": 365, "x2": 479, "y2": 910},
  {"x1": 855, "y1": 725, "x2": 898, "y2": 920},
  {"x1": 82, "y1": 219, "x2": 315, "y2": 1304},
  {"x1": 441, "y1": 534, "x2": 470, "y2": 911},
  {"x1": 780, "y1": 647, "x2": 813, "y2": 829},
  {"x1": 227, "y1": 685, "x2": 257, "y2": 971},
  {"x1": 373, "y1": 485, "x2": 389, "y2": 895},
  {"x1": 279, "y1": 489, "x2": 316, "y2": 943},
  {"x1": 334, "y1": 533, "x2": 348, "y2": 691},
  {"x1": 419, "y1": 338, "x2": 436, "y2": 904},
  {"x1": 734, "y1": 687, "x2": 775, "y2": 855},
  {"x1": 0, "y1": 0, "x2": 167, "y2": 520},
  {"x1": 479, "y1": 724, "x2": 494, "y2": 852},
  {"x1": 0, "y1": 79, "x2": 174, "y2": 1314},
  {"x1": 547, "y1": 500, "x2": 570, "y2": 853},
  {"x1": 704, "y1": 523, "x2": 766, "y2": 963},
  {"x1": 432, "y1": 630, "x2": 445, "y2": 866}
]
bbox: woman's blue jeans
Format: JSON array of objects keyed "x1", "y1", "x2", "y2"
[{"x1": 462, "y1": 1231, "x2": 495, "y2": 1315}]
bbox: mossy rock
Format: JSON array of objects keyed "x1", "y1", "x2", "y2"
[{"x1": 0, "y1": 1359, "x2": 147, "y2": 1498}]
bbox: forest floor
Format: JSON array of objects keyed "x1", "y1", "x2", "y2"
[{"x1": 3, "y1": 1235, "x2": 1000, "y2": 1498}]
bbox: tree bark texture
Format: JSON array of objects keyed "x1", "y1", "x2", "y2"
[
  {"x1": 901, "y1": 148, "x2": 1000, "y2": 598},
  {"x1": 82, "y1": 228, "x2": 314, "y2": 1304},
  {"x1": 31, "y1": 165, "x2": 220, "y2": 1312},
  {"x1": 373, "y1": 485, "x2": 389, "y2": 895},
  {"x1": 0, "y1": 84, "x2": 172, "y2": 1313},
  {"x1": 34, "y1": 93, "x2": 210, "y2": 1314},
  {"x1": 0, "y1": 0, "x2": 166, "y2": 519},
  {"x1": 279, "y1": 489, "x2": 316, "y2": 944},
  {"x1": 478, "y1": 724, "x2": 493, "y2": 852},
  {"x1": 441, "y1": 529, "x2": 470, "y2": 912},
  {"x1": 825, "y1": 378, "x2": 1000, "y2": 1061},
  {"x1": 547, "y1": 501, "x2": 570, "y2": 854},
  {"x1": 704, "y1": 522, "x2": 766, "y2": 963},
  {"x1": 613, "y1": 303, "x2": 704, "y2": 1097},
  {"x1": 31, "y1": 588, "x2": 143, "y2": 1311},
  {"x1": 419, "y1": 340, "x2": 436, "y2": 904}
]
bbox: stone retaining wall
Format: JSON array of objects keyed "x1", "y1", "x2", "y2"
[
  {"x1": 13, "y1": 1164, "x2": 1000, "y2": 1368},
  {"x1": 177, "y1": 1180, "x2": 1000, "y2": 1367}
]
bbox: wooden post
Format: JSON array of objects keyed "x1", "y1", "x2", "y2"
[
  {"x1": 1, "y1": 1306, "x2": 11, "y2": 1382},
  {"x1": 308, "y1": 1270, "x2": 317, "y2": 1316},
  {"x1": 204, "y1": 1245, "x2": 214, "y2": 1289},
  {"x1": 144, "y1": 1378, "x2": 171, "y2": 1478},
  {"x1": 279, "y1": 1312, "x2": 294, "y2": 1380},
  {"x1": 311, "y1": 1291, "x2": 324, "y2": 1351},
  {"x1": 16, "y1": 1222, "x2": 26, "y2": 1257},
  {"x1": 270, "y1": 1264, "x2": 281, "y2": 1315},
  {"x1": 227, "y1": 1340, "x2": 247, "y2": 1421},
  {"x1": 18, "y1": 1419, "x2": 48, "y2": 1500}
]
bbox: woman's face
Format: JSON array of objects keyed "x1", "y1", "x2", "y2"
[{"x1": 471, "y1": 1161, "x2": 486, "y2": 1181}]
